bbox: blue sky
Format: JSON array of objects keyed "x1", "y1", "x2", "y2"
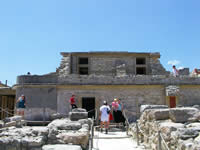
[{"x1": 0, "y1": 0, "x2": 200, "y2": 86}]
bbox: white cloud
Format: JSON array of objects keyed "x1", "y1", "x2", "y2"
[
  {"x1": 167, "y1": 60, "x2": 181, "y2": 66},
  {"x1": 178, "y1": 66, "x2": 184, "y2": 70}
]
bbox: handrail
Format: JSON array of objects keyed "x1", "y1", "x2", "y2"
[
  {"x1": 0, "y1": 107, "x2": 14, "y2": 116},
  {"x1": 87, "y1": 108, "x2": 98, "y2": 121},
  {"x1": 160, "y1": 132, "x2": 170, "y2": 150},
  {"x1": 0, "y1": 107, "x2": 14, "y2": 112},
  {"x1": 123, "y1": 110, "x2": 129, "y2": 126},
  {"x1": 122, "y1": 110, "x2": 131, "y2": 135}
]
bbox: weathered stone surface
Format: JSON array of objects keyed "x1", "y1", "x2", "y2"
[
  {"x1": 78, "y1": 118, "x2": 92, "y2": 127},
  {"x1": 56, "y1": 131, "x2": 89, "y2": 149},
  {"x1": 0, "y1": 120, "x2": 3, "y2": 128},
  {"x1": 48, "y1": 119, "x2": 71, "y2": 129},
  {"x1": 0, "y1": 126, "x2": 48, "y2": 150},
  {"x1": 178, "y1": 139, "x2": 194, "y2": 150},
  {"x1": 31, "y1": 127, "x2": 49, "y2": 136},
  {"x1": 42, "y1": 144, "x2": 82, "y2": 150},
  {"x1": 165, "y1": 85, "x2": 180, "y2": 96},
  {"x1": 159, "y1": 122, "x2": 185, "y2": 135},
  {"x1": 4, "y1": 115, "x2": 22, "y2": 123},
  {"x1": 140, "y1": 105, "x2": 168, "y2": 113},
  {"x1": 148, "y1": 109, "x2": 169, "y2": 120},
  {"x1": 69, "y1": 112, "x2": 88, "y2": 121},
  {"x1": 47, "y1": 118, "x2": 81, "y2": 130},
  {"x1": 58, "y1": 122, "x2": 82, "y2": 130},
  {"x1": 72, "y1": 108, "x2": 87, "y2": 112},
  {"x1": 169, "y1": 108, "x2": 199, "y2": 123},
  {"x1": 47, "y1": 118, "x2": 90, "y2": 149},
  {"x1": 50, "y1": 113, "x2": 67, "y2": 121},
  {"x1": 177, "y1": 128, "x2": 199, "y2": 140},
  {"x1": 5, "y1": 121, "x2": 16, "y2": 127},
  {"x1": 0, "y1": 118, "x2": 91, "y2": 150}
]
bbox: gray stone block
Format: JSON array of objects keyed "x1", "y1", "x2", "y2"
[
  {"x1": 4, "y1": 116, "x2": 22, "y2": 123},
  {"x1": 170, "y1": 107, "x2": 199, "y2": 123},
  {"x1": 72, "y1": 108, "x2": 87, "y2": 112},
  {"x1": 177, "y1": 128, "x2": 199, "y2": 140},
  {"x1": 50, "y1": 113, "x2": 67, "y2": 121},
  {"x1": 148, "y1": 109, "x2": 170, "y2": 120},
  {"x1": 140, "y1": 105, "x2": 168, "y2": 113},
  {"x1": 69, "y1": 112, "x2": 88, "y2": 121}
]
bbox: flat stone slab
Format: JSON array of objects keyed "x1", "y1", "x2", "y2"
[
  {"x1": 169, "y1": 107, "x2": 199, "y2": 123},
  {"x1": 4, "y1": 115, "x2": 22, "y2": 123},
  {"x1": 140, "y1": 105, "x2": 168, "y2": 113},
  {"x1": 42, "y1": 144, "x2": 82, "y2": 150},
  {"x1": 72, "y1": 108, "x2": 86, "y2": 112},
  {"x1": 69, "y1": 112, "x2": 88, "y2": 121},
  {"x1": 148, "y1": 109, "x2": 170, "y2": 120}
]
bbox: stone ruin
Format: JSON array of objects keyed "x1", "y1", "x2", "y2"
[
  {"x1": 132, "y1": 105, "x2": 200, "y2": 150},
  {"x1": 0, "y1": 108, "x2": 92, "y2": 150}
]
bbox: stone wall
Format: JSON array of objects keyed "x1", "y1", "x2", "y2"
[
  {"x1": 17, "y1": 74, "x2": 200, "y2": 85},
  {"x1": 16, "y1": 87, "x2": 57, "y2": 121},
  {"x1": 57, "y1": 52, "x2": 168, "y2": 76},
  {"x1": 14, "y1": 84, "x2": 200, "y2": 121},
  {"x1": 0, "y1": 115, "x2": 92, "y2": 150},
  {"x1": 149, "y1": 57, "x2": 169, "y2": 75},
  {"x1": 57, "y1": 85, "x2": 166, "y2": 122},
  {"x1": 133, "y1": 106, "x2": 200, "y2": 150},
  {"x1": 57, "y1": 54, "x2": 71, "y2": 77},
  {"x1": 89, "y1": 57, "x2": 135, "y2": 76},
  {"x1": 179, "y1": 86, "x2": 200, "y2": 106}
]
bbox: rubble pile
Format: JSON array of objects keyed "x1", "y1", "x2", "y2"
[
  {"x1": 0, "y1": 116, "x2": 26, "y2": 128},
  {"x1": 0, "y1": 108, "x2": 91, "y2": 150},
  {"x1": 133, "y1": 105, "x2": 200, "y2": 150}
]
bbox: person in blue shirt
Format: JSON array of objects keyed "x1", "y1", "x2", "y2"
[
  {"x1": 117, "y1": 99, "x2": 125, "y2": 126},
  {"x1": 16, "y1": 94, "x2": 26, "y2": 118}
]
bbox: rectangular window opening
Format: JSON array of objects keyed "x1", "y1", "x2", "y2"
[
  {"x1": 79, "y1": 67, "x2": 88, "y2": 75},
  {"x1": 79, "y1": 58, "x2": 88, "y2": 64},
  {"x1": 136, "y1": 58, "x2": 146, "y2": 65},
  {"x1": 136, "y1": 67, "x2": 146, "y2": 75}
]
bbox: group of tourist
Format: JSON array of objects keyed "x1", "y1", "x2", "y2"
[
  {"x1": 69, "y1": 95, "x2": 125, "y2": 134},
  {"x1": 172, "y1": 65, "x2": 200, "y2": 77},
  {"x1": 15, "y1": 94, "x2": 125, "y2": 134},
  {"x1": 99, "y1": 98, "x2": 125, "y2": 134}
]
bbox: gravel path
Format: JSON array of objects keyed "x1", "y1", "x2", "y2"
[{"x1": 92, "y1": 130, "x2": 146, "y2": 150}]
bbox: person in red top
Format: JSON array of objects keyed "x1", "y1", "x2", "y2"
[{"x1": 69, "y1": 95, "x2": 77, "y2": 109}]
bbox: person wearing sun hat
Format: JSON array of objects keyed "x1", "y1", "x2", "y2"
[
  {"x1": 112, "y1": 98, "x2": 120, "y2": 123},
  {"x1": 99, "y1": 101, "x2": 110, "y2": 134}
]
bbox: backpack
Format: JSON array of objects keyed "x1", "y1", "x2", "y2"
[{"x1": 107, "y1": 107, "x2": 110, "y2": 114}]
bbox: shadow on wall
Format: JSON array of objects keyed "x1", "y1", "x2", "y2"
[{"x1": 25, "y1": 108, "x2": 56, "y2": 121}]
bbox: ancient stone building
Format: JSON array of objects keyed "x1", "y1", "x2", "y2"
[{"x1": 13, "y1": 52, "x2": 200, "y2": 122}]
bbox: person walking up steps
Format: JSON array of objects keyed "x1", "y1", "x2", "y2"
[
  {"x1": 99, "y1": 101, "x2": 110, "y2": 134},
  {"x1": 69, "y1": 94, "x2": 77, "y2": 109}
]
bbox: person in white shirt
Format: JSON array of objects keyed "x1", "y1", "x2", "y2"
[
  {"x1": 99, "y1": 101, "x2": 110, "y2": 134},
  {"x1": 172, "y1": 65, "x2": 179, "y2": 77}
]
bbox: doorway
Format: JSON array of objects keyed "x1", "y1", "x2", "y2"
[
  {"x1": 169, "y1": 96, "x2": 176, "y2": 108},
  {"x1": 82, "y1": 97, "x2": 95, "y2": 118}
]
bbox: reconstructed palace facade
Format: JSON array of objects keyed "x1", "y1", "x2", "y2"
[{"x1": 14, "y1": 52, "x2": 200, "y2": 121}]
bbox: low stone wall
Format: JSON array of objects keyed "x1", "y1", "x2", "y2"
[
  {"x1": 0, "y1": 109, "x2": 92, "y2": 150},
  {"x1": 17, "y1": 74, "x2": 200, "y2": 85},
  {"x1": 132, "y1": 105, "x2": 200, "y2": 150}
]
